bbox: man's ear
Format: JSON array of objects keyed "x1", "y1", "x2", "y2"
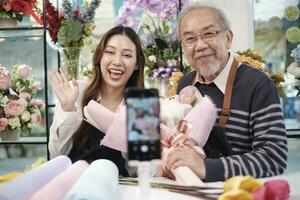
[{"x1": 226, "y1": 30, "x2": 233, "y2": 49}]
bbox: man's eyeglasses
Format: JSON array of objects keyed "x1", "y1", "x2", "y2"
[{"x1": 181, "y1": 29, "x2": 227, "y2": 46}]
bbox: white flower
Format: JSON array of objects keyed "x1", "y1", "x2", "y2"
[
  {"x1": 0, "y1": 96, "x2": 9, "y2": 107},
  {"x1": 21, "y1": 111, "x2": 31, "y2": 122},
  {"x1": 287, "y1": 62, "x2": 300, "y2": 78},
  {"x1": 167, "y1": 59, "x2": 177, "y2": 67},
  {"x1": 160, "y1": 97, "x2": 192, "y2": 128},
  {"x1": 18, "y1": 98, "x2": 28, "y2": 108},
  {"x1": 8, "y1": 117, "x2": 21, "y2": 129},
  {"x1": 148, "y1": 55, "x2": 157, "y2": 63}
]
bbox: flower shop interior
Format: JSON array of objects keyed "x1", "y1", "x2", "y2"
[{"x1": 0, "y1": 0, "x2": 300, "y2": 199}]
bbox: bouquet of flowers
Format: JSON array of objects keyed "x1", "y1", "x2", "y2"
[
  {"x1": 45, "y1": 0, "x2": 100, "y2": 48},
  {"x1": 116, "y1": 0, "x2": 191, "y2": 80},
  {"x1": 236, "y1": 49, "x2": 285, "y2": 96},
  {"x1": 287, "y1": 44, "x2": 300, "y2": 96},
  {"x1": 0, "y1": 0, "x2": 42, "y2": 24},
  {"x1": 157, "y1": 86, "x2": 217, "y2": 185},
  {"x1": 0, "y1": 64, "x2": 44, "y2": 135},
  {"x1": 83, "y1": 86, "x2": 217, "y2": 185},
  {"x1": 45, "y1": 0, "x2": 101, "y2": 80}
]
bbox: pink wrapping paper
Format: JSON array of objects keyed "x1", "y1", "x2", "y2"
[
  {"x1": 28, "y1": 160, "x2": 89, "y2": 200},
  {"x1": 84, "y1": 100, "x2": 115, "y2": 132},
  {"x1": 158, "y1": 86, "x2": 217, "y2": 186},
  {"x1": 101, "y1": 106, "x2": 127, "y2": 152},
  {"x1": 182, "y1": 96, "x2": 217, "y2": 147},
  {"x1": 0, "y1": 155, "x2": 71, "y2": 200}
]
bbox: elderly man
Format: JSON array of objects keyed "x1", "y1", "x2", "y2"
[{"x1": 166, "y1": 4, "x2": 287, "y2": 182}]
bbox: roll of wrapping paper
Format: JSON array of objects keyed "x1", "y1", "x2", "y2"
[
  {"x1": 0, "y1": 155, "x2": 71, "y2": 200},
  {"x1": 29, "y1": 160, "x2": 89, "y2": 200},
  {"x1": 64, "y1": 159, "x2": 120, "y2": 200}
]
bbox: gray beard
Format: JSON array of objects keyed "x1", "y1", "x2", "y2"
[{"x1": 198, "y1": 61, "x2": 221, "y2": 78}]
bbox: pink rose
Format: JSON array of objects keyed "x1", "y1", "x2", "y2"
[
  {"x1": 4, "y1": 100, "x2": 25, "y2": 116},
  {"x1": 17, "y1": 64, "x2": 32, "y2": 79},
  {"x1": 2, "y1": 0, "x2": 12, "y2": 11},
  {"x1": 0, "y1": 118, "x2": 8, "y2": 131},
  {"x1": 31, "y1": 112, "x2": 42, "y2": 124},
  {"x1": 30, "y1": 98, "x2": 45, "y2": 110},
  {"x1": 19, "y1": 92, "x2": 31, "y2": 100},
  {"x1": 0, "y1": 66, "x2": 12, "y2": 90}
]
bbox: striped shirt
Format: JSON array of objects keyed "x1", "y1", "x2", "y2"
[{"x1": 178, "y1": 62, "x2": 287, "y2": 182}]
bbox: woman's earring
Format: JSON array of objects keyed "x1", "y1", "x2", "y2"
[{"x1": 135, "y1": 66, "x2": 139, "y2": 70}]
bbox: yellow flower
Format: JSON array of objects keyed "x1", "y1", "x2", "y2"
[
  {"x1": 168, "y1": 72, "x2": 184, "y2": 97},
  {"x1": 224, "y1": 176, "x2": 262, "y2": 193},
  {"x1": 0, "y1": 172, "x2": 22, "y2": 184},
  {"x1": 24, "y1": 157, "x2": 47, "y2": 172},
  {"x1": 218, "y1": 190, "x2": 254, "y2": 200}
]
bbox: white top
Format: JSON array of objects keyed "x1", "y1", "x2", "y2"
[
  {"x1": 48, "y1": 80, "x2": 89, "y2": 159},
  {"x1": 195, "y1": 52, "x2": 237, "y2": 94}
]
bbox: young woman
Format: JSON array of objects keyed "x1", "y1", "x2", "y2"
[{"x1": 49, "y1": 26, "x2": 145, "y2": 176}]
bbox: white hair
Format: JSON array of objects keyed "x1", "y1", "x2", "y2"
[{"x1": 176, "y1": 2, "x2": 231, "y2": 40}]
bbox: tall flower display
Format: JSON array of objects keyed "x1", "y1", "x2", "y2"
[
  {"x1": 45, "y1": 0, "x2": 101, "y2": 80},
  {"x1": 116, "y1": 0, "x2": 190, "y2": 96}
]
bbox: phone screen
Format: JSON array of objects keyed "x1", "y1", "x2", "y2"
[{"x1": 125, "y1": 88, "x2": 161, "y2": 161}]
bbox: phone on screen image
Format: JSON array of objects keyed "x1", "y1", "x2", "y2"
[{"x1": 125, "y1": 88, "x2": 161, "y2": 161}]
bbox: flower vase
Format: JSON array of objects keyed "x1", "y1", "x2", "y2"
[
  {"x1": 0, "y1": 19, "x2": 18, "y2": 28},
  {"x1": 0, "y1": 128, "x2": 21, "y2": 141},
  {"x1": 60, "y1": 47, "x2": 82, "y2": 80}
]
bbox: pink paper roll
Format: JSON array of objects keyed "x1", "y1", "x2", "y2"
[
  {"x1": 0, "y1": 155, "x2": 71, "y2": 200},
  {"x1": 29, "y1": 160, "x2": 89, "y2": 200}
]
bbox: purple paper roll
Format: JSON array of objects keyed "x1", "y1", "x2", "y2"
[
  {"x1": 0, "y1": 155, "x2": 71, "y2": 200},
  {"x1": 29, "y1": 160, "x2": 89, "y2": 200}
]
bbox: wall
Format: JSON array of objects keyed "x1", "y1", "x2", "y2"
[{"x1": 192, "y1": 0, "x2": 254, "y2": 52}]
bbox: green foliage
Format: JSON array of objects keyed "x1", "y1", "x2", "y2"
[{"x1": 58, "y1": 21, "x2": 83, "y2": 47}]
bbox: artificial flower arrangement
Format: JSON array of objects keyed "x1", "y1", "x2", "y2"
[
  {"x1": 0, "y1": 64, "x2": 44, "y2": 135},
  {"x1": 287, "y1": 44, "x2": 300, "y2": 96},
  {"x1": 45, "y1": 0, "x2": 101, "y2": 80},
  {"x1": 45, "y1": 0, "x2": 100, "y2": 48},
  {"x1": 236, "y1": 49, "x2": 285, "y2": 96},
  {"x1": 0, "y1": 0, "x2": 42, "y2": 24},
  {"x1": 116, "y1": 0, "x2": 191, "y2": 82}
]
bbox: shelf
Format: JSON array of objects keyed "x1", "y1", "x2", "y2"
[
  {"x1": 0, "y1": 137, "x2": 47, "y2": 145},
  {"x1": 0, "y1": 28, "x2": 44, "y2": 39}
]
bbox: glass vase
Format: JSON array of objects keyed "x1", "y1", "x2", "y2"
[
  {"x1": 0, "y1": 128, "x2": 21, "y2": 141},
  {"x1": 60, "y1": 47, "x2": 82, "y2": 80}
]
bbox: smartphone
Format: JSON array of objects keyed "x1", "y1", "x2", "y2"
[{"x1": 125, "y1": 88, "x2": 161, "y2": 161}]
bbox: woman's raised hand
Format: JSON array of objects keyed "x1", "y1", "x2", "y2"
[{"x1": 50, "y1": 69, "x2": 79, "y2": 112}]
